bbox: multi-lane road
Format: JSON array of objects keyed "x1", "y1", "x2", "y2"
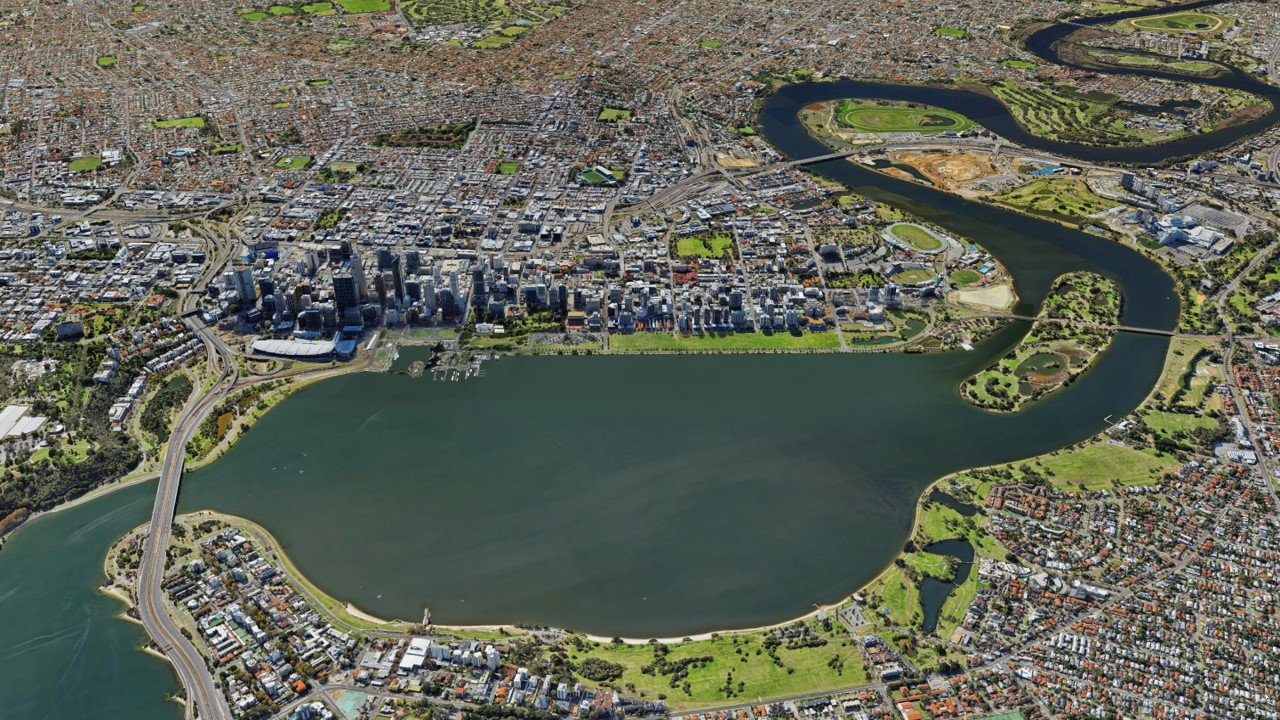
[
  {"x1": 135, "y1": 227, "x2": 242, "y2": 720},
  {"x1": 135, "y1": 320, "x2": 238, "y2": 720}
]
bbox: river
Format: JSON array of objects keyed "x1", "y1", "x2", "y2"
[{"x1": 0, "y1": 2, "x2": 1272, "y2": 717}]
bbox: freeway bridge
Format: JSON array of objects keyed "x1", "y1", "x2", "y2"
[{"x1": 135, "y1": 319, "x2": 238, "y2": 720}]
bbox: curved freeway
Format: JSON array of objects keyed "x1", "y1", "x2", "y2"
[
  {"x1": 135, "y1": 225, "x2": 241, "y2": 720},
  {"x1": 136, "y1": 321, "x2": 238, "y2": 720}
]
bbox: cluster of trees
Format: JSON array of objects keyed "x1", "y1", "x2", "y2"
[
  {"x1": 315, "y1": 207, "x2": 348, "y2": 229},
  {"x1": 639, "y1": 643, "x2": 711, "y2": 692},
  {"x1": 373, "y1": 121, "x2": 476, "y2": 149},
  {"x1": 66, "y1": 247, "x2": 121, "y2": 261},
  {"x1": 188, "y1": 380, "x2": 289, "y2": 460},
  {"x1": 140, "y1": 376, "x2": 193, "y2": 441},
  {"x1": 463, "y1": 704, "x2": 561, "y2": 720},
  {"x1": 317, "y1": 162, "x2": 372, "y2": 184},
  {"x1": 0, "y1": 343, "x2": 142, "y2": 516},
  {"x1": 576, "y1": 657, "x2": 624, "y2": 682}
]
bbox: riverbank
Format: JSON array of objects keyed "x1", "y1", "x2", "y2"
[
  {"x1": 183, "y1": 510, "x2": 415, "y2": 634},
  {"x1": 185, "y1": 358, "x2": 371, "y2": 472},
  {"x1": 6, "y1": 360, "x2": 370, "y2": 542}
]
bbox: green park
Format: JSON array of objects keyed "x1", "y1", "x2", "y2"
[
  {"x1": 274, "y1": 155, "x2": 313, "y2": 169},
  {"x1": 993, "y1": 178, "x2": 1115, "y2": 224},
  {"x1": 68, "y1": 156, "x2": 102, "y2": 172},
  {"x1": 153, "y1": 116, "x2": 205, "y2": 129},
  {"x1": 961, "y1": 271, "x2": 1121, "y2": 412},
  {"x1": 674, "y1": 233, "x2": 737, "y2": 260},
  {"x1": 609, "y1": 330, "x2": 841, "y2": 352},
  {"x1": 598, "y1": 107, "x2": 633, "y2": 122}
]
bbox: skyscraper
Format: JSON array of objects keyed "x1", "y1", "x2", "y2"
[
  {"x1": 332, "y1": 272, "x2": 358, "y2": 313},
  {"x1": 230, "y1": 265, "x2": 256, "y2": 307},
  {"x1": 348, "y1": 254, "x2": 367, "y2": 302}
]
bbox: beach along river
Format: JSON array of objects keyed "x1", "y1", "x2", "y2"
[{"x1": 0, "y1": 1, "x2": 1269, "y2": 716}]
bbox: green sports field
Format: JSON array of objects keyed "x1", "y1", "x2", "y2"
[
  {"x1": 675, "y1": 233, "x2": 736, "y2": 259},
  {"x1": 337, "y1": 0, "x2": 389, "y2": 11},
  {"x1": 153, "y1": 116, "x2": 205, "y2": 129},
  {"x1": 836, "y1": 100, "x2": 973, "y2": 135},
  {"x1": 597, "y1": 107, "x2": 632, "y2": 122},
  {"x1": 69, "y1": 157, "x2": 102, "y2": 172},
  {"x1": 274, "y1": 156, "x2": 312, "y2": 169},
  {"x1": 888, "y1": 223, "x2": 944, "y2": 252},
  {"x1": 891, "y1": 268, "x2": 937, "y2": 285}
]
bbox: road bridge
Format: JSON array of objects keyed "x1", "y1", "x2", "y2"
[{"x1": 135, "y1": 320, "x2": 237, "y2": 720}]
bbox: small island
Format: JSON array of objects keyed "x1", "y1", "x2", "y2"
[{"x1": 961, "y1": 271, "x2": 1121, "y2": 412}]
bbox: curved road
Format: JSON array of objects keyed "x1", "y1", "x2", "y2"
[
  {"x1": 136, "y1": 322, "x2": 238, "y2": 720},
  {"x1": 136, "y1": 239, "x2": 241, "y2": 720}
]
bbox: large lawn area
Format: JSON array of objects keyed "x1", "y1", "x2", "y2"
[
  {"x1": 891, "y1": 268, "x2": 937, "y2": 285},
  {"x1": 610, "y1": 331, "x2": 841, "y2": 351},
  {"x1": 153, "y1": 115, "x2": 205, "y2": 129},
  {"x1": 274, "y1": 155, "x2": 313, "y2": 169},
  {"x1": 987, "y1": 79, "x2": 1188, "y2": 146},
  {"x1": 69, "y1": 156, "x2": 102, "y2": 172},
  {"x1": 865, "y1": 565, "x2": 921, "y2": 628},
  {"x1": 1010, "y1": 442, "x2": 1177, "y2": 490},
  {"x1": 1143, "y1": 409, "x2": 1217, "y2": 438},
  {"x1": 598, "y1": 107, "x2": 633, "y2": 122},
  {"x1": 887, "y1": 222, "x2": 944, "y2": 252},
  {"x1": 837, "y1": 100, "x2": 973, "y2": 135},
  {"x1": 675, "y1": 233, "x2": 736, "y2": 259},
  {"x1": 1153, "y1": 338, "x2": 1215, "y2": 403},
  {"x1": 337, "y1": 0, "x2": 390, "y2": 11},
  {"x1": 567, "y1": 633, "x2": 867, "y2": 710}
]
